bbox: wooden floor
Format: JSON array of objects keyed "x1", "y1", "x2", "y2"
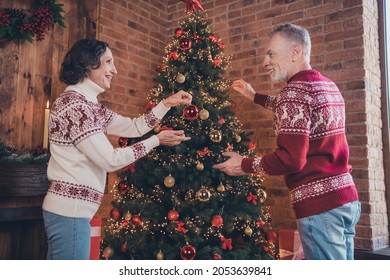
[{"x1": 355, "y1": 247, "x2": 390, "y2": 260}]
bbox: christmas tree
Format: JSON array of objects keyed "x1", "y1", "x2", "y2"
[{"x1": 102, "y1": 4, "x2": 278, "y2": 260}]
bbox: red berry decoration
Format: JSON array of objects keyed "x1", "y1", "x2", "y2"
[
  {"x1": 117, "y1": 180, "x2": 130, "y2": 195},
  {"x1": 110, "y1": 208, "x2": 122, "y2": 221},
  {"x1": 131, "y1": 215, "x2": 142, "y2": 226},
  {"x1": 168, "y1": 209, "x2": 180, "y2": 221},
  {"x1": 183, "y1": 105, "x2": 199, "y2": 121},
  {"x1": 213, "y1": 253, "x2": 222, "y2": 260},
  {"x1": 121, "y1": 243, "x2": 127, "y2": 253},
  {"x1": 180, "y1": 244, "x2": 196, "y2": 260},
  {"x1": 194, "y1": 32, "x2": 202, "y2": 42},
  {"x1": 118, "y1": 137, "x2": 128, "y2": 148},
  {"x1": 175, "y1": 27, "x2": 183, "y2": 37},
  {"x1": 179, "y1": 37, "x2": 192, "y2": 50},
  {"x1": 211, "y1": 215, "x2": 223, "y2": 227}
]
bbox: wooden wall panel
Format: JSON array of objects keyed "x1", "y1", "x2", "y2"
[
  {"x1": 0, "y1": 49, "x2": 18, "y2": 145},
  {"x1": 0, "y1": 0, "x2": 99, "y2": 152},
  {"x1": 0, "y1": 0, "x2": 99, "y2": 259}
]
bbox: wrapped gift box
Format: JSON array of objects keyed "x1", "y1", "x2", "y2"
[
  {"x1": 278, "y1": 228, "x2": 304, "y2": 260},
  {"x1": 90, "y1": 216, "x2": 102, "y2": 260}
]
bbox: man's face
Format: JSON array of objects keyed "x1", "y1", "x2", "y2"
[{"x1": 262, "y1": 33, "x2": 295, "y2": 83}]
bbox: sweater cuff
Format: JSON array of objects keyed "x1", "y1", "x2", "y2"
[
  {"x1": 242, "y1": 158, "x2": 255, "y2": 173},
  {"x1": 254, "y1": 93, "x2": 268, "y2": 106},
  {"x1": 152, "y1": 101, "x2": 171, "y2": 120},
  {"x1": 142, "y1": 135, "x2": 160, "y2": 151},
  {"x1": 242, "y1": 157, "x2": 265, "y2": 174}
]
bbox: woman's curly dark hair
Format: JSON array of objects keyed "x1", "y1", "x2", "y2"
[{"x1": 59, "y1": 39, "x2": 109, "y2": 85}]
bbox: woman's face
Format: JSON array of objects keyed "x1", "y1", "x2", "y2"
[{"x1": 89, "y1": 47, "x2": 117, "y2": 89}]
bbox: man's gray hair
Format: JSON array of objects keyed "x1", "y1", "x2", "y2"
[{"x1": 269, "y1": 23, "x2": 311, "y2": 61}]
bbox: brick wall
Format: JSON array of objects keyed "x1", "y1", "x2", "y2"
[
  {"x1": 96, "y1": 0, "x2": 170, "y2": 218},
  {"x1": 96, "y1": 0, "x2": 389, "y2": 251}
]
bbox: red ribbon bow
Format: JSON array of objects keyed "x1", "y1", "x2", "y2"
[
  {"x1": 175, "y1": 221, "x2": 188, "y2": 234},
  {"x1": 145, "y1": 101, "x2": 157, "y2": 112},
  {"x1": 197, "y1": 147, "x2": 211, "y2": 156},
  {"x1": 160, "y1": 125, "x2": 173, "y2": 130},
  {"x1": 168, "y1": 51, "x2": 178, "y2": 60},
  {"x1": 180, "y1": 0, "x2": 204, "y2": 14},
  {"x1": 247, "y1": 192, "x2": 258, "y2": 205},
  {"x1": 220, "y1": 236, "x2": 233, "y2": 250},
  {"x1": 123, "y1": 162, "x2": 136, "y2": 172},
  {"x1": 209, "y1": 34, "x2": 219, "y2": 43}
]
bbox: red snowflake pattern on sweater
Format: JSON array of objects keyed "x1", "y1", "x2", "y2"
[
  {"x1": 290, "y1": 173, "x2": 354, "y2": 204},
  {"x1": 48, "y1": 180, "x2": 103, "y2": 204}
]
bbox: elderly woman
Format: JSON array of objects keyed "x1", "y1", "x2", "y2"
[{"x1": 42, "y1": 39, "x2": 192, "y2": 260}]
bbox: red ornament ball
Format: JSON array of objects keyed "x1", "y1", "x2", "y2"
[
  {"x1": 131, "y1": 215, "x2": 142, "y2": 226},
  {"x1": 179, "y1": 38, "x2": 192, "y2": 50},
  {"x1": 175, "y1": 27, "x2": 183, "y2": 37},
  {"x1": 183, "y1": 105, "x2": 199, "y2": 121},
  {"x1": 168, "y1": 209, "x2": 180, "y2": 221},
  {"x1": 117, "y1": 180, "x2": 130, "y2": 195},
  {"x1": 180, "y1": 244, "x2": 196, "y2": 260},
  {"x1": 211, "y1": 215, "x2": 223, "y2": 227},
  {"x1": 118, "y1": 137, "x2": 128, "y2": 148},
  {"x1": 110, "y1": 208, "x2": 122, "y2": 221},
  {"x1": 267, "y1": 230, "x2": 278, "y2": 243}
]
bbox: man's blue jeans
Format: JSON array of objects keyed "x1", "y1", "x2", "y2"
[
  {"x1": 297, "y1": 201, "x2": 361, "y2": 260},
  {"x1": 43, "y1": 210, "x2": 91, "y2": 260}
]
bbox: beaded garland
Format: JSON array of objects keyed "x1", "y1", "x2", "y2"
[{"x1": 0, "y1": 0, "x2": 65, "y2": 42}]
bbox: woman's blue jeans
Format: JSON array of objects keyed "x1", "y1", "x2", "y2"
[
  {"x1": 43, "y1": 210, "x2": 91, "y2": 260},
  {"x1": 297, "y1": 201, "x2": 361, "y2": 260}
]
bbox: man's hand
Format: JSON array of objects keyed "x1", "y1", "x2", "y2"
[
  {"x1": 232, "y1": 79, "x2": 256, "y2": 101},
  {"x1": 213, "y1": 152, "x2": 246, "y2": 176}
]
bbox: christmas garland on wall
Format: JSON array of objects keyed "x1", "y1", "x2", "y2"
[{"x1": 0, "y1": 0, "x2": 65, "y2": 42}]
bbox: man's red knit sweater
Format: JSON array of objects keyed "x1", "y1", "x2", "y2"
[{"x1": 241, "y1": 69, "x2": 359, "y2": 219}]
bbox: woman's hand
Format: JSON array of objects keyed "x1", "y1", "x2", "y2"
[
  {"x1": 232, "y1": 79, "x2": 256, "y2": 101},
  {"x1": 157, "y1": 130, "x2": 191, "y2": 146},
  {"x1": 162, "y1": 90, "x2": 192, "y2": 108}
]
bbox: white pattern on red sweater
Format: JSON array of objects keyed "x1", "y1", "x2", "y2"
[
  {"x1": 42, "y1": 78, "x2": 170, "y2": 218},
  {"x1": 241, "y1": 70, "x2": 358, "y2": 219}
]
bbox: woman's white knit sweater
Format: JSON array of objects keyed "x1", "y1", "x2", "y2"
[{"x1": 42, "y1": 78, "x2": 170, "y2": 218}]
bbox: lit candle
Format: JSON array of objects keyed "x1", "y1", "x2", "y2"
[{"x1": 43, "y1": 100, "x2": 50, "y2": 149}]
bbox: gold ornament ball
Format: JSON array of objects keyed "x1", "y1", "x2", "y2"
[
  {"x1": 164, "y1": 175, "x2": 175, "y2": 188},
  {"x1": 154, "y1": 125, "x2": 161, "y2": 133},
  {"x1": 176, "y1": 73, "x2": 186, "y2": 83},
  {"x1": 257, "y1": 189, "x2": 267, "y2": 203},
  {"x1": 124, "y1": 211, "x2": 132, "y2": 221},
  {"x1": 244, "y1": 226, "x2": 253, "y2": 236},
  {"x1": 199, "y1": 109, "x2": 210, "y2": 120},
  {"x1": 151, "y1": 84, "x2": 163, "y2": 96},
  {"x1": 217, "y1": 183, "x2": 225, "y2": 192},
  {"x1": 103, "y1": 246, "x2": 114, "y2": 259},
  {"x1": 210, "y1": 130, "x2": 222, "y2": 143},
  {"x1": 235, "y1": 134, "x2": 241, "y2": 143},
  {"x1": 156, "y1": 250, "x2": 165, "y2": 260},
  {"x1": 196, "y1": 187, "x2": 211, "y2": 202},
  {"x1": 196, "y1": 162, "x2": 204, "y2": 171}
]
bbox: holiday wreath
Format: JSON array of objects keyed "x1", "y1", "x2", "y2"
[{"x1": 0, "y1": 0, "x2": 65, "y2": 42}]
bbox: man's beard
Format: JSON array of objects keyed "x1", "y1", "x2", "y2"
[{"x1": 270, "y1": 68, "x2": 288, "y2": 83}]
